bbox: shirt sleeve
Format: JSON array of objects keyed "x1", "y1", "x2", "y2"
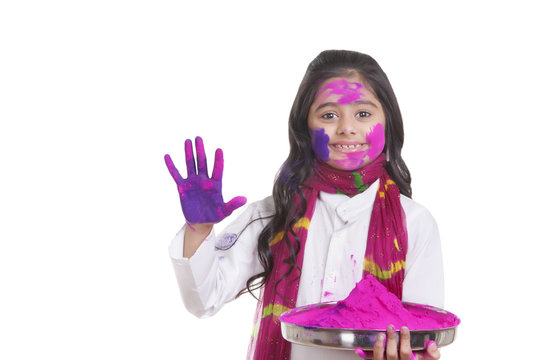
[
  {"x1": 401, "y1": 199, "x2": 445, "y2": 308},
  {"x1": 168, "y1": 198, "x2": 272, "y2": 318}
]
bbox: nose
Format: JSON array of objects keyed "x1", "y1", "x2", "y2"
[{"x1": 337, "y1": 115, "x2": 357, "y2": 135}]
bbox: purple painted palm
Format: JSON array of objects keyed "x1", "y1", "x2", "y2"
[{"x1": 164, "y1": 137, "x2": 246, "y2": 224}]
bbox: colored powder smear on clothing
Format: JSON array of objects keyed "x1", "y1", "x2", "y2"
[{"x1": 281, "y1": 275, "x2": 460, "y2": 330}]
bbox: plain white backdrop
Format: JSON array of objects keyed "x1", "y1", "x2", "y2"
[{"x1": 1, "y1": 1, "x2": 538, "y2": 359}]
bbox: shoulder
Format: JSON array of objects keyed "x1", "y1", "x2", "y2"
[
  {"x1": 399, "y1": 195, "x2": 438, "y2": 228},
  {"x1": 399, "y1": 195, "x2": 441, "y2": 256},
  {"x1": 223, "y1": 196, "x2": 275, "y2": 231},
  {"x1": 243, "y1": 196, "x2": 275, "y2": 219},
  {"x1": 214, "y1": 196, "x2": 274, "y2": 250}
]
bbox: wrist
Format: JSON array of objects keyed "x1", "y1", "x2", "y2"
[
  {"x1": 186, "y1": 222, "x2": 213, "y2": 234},
  {"x1": 183, "y1": 222, "x2": 214, "y2": 259}
]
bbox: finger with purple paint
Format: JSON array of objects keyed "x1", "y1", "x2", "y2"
[
  {"x1": 164, "y1": 136, "x2": 247, "y2": 225},
  {"x1": 195, "y1": 136, "x2": 208, "y2": 177},
  {"x1": 212, "y1": 147, "x2": 224, "y2": 181},
  {"x1": 184, "y1": 138, "x2": 196, "y2": 177},
  {"x1": 164, "y1": 153, "x2": 183, "y2": 185}
]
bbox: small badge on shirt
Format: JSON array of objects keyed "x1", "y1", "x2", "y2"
[{"x1": 215, "y1": 233, "x2": 238, "y2": 250}]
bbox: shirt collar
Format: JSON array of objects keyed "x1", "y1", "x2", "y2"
[{"x1": 318, "y1": 179, "x2": 380, "y2": 223}]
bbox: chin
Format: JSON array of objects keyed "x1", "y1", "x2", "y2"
[{"x1": 330, "y1": 158, "x2": 368, "y2": 171}]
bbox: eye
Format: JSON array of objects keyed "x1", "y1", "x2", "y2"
[
  {"x1": 322, "y1": 112, "x2": 338, "y2": 120},
  {"x1": 356, "y1": 111, "x2": 371, "y2": 118}
]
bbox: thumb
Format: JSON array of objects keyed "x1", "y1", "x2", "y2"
[
  {"x1": 415, "y1": 341, "x2": 440, "y2": 360},
  {"x1": 425, "y1": 340, "x2": 440, "y2": 359},
  {"x1": 222, "y1": 196, "x2": 247, "y2": 217}
]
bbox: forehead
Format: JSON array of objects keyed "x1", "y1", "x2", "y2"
[
  {"x1": 313, "y1": 75, "x2": 380, "y2": 107},
  {"x1": 318, "y1": 72, "x2": 364, "y2": 88}
]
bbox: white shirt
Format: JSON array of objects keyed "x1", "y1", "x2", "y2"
[{"x1": 169, "y1": 180, "x2": 444, "y2": 360}]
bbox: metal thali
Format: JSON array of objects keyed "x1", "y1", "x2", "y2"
[{"x1": 279, "y1": 302, "x2": 459, "y2": 351}]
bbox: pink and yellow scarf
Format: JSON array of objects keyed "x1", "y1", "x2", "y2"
[{"x1": 249, "y1": 153, "x2": 408, "y2": 359}]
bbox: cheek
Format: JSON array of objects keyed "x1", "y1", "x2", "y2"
[
  {"x1": 366, "y1": 123, "x2": 385, "y2": 158},
  {"x1": 310, "y1": 128, "x2": 330, "y2": 161}
]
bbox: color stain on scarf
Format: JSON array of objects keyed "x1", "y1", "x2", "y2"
[{"x1": 281, "y1": 275, "x2": 460, "y2": 330}]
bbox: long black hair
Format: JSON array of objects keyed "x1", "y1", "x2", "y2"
[{"x1": 239, "y1": 50, "x2": 412, "y2": 299}]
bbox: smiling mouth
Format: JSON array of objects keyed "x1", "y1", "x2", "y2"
[{"x1": 331, "y1": 143, "x2": 369, "y2": 153}]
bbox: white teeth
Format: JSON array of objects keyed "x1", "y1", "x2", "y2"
[{"x1": 335, "y1": 144, "x2": 361, "y2": 149}]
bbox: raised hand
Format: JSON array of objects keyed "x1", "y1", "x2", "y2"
[{"x1": 164, "y1": 136, "x2": 247, "y2": 225}]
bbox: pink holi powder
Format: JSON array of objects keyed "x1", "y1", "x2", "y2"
[
  {"x1": 365, "y1": 123, "x2": 385, "y2": 159},
  {"x1": 355, "y1": 348, "x2": 367, "y2": 357},
  {"x1": 317, "y1": 79, "x2": 363, "y2": 105},
  {"x1": 323, "y1": 291, "x2": 334, "y2": 297},
  {"x1": 185, "y1": 221, "x2": 196, "y2": 232},
  {"x1": 281, "y1": 275, "x2": 460, "y2": 330},
  {"x1": 334, "y1": 123, "x2": 385, "y2": 169}
]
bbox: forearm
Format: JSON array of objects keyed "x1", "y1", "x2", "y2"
[{"x1": 169, "y1": 198, "x2": 272, "y2": 318}]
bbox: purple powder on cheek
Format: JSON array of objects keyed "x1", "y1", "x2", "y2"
[{"x1": 310, "y1": 128, "x2": 330, "y2": 161}]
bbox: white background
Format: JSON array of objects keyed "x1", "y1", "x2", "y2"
[{"x1": 1, "y1": 1, "x2": 538, "y2": 359}]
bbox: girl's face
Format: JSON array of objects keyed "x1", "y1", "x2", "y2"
[{"x1": 307, "y1": 74, "x2": 386, "y2": 171}]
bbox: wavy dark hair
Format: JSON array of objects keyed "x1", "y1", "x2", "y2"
[{"x1": 238, "y1": 50, "x2": 412, "y2": 300}]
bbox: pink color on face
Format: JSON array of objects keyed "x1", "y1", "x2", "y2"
[
  {"x1": 333, "y1": 123, "x2": 385, "y2": 170},
  {"x1": 317, "y1": 79, "x2": 363, "y2": 105}
]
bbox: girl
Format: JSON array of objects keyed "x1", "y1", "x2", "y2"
[{"x1": 166, "y1": 50, "x2": 444, "y2": 360}]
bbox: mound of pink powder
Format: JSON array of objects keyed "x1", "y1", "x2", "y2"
[{"x1": 281, "y1": 275, "x2": 460, "y2": 330}]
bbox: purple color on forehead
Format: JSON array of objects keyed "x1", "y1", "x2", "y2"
[
  {"x1": 317, "y1": 79, "x2": 363, "y2": 105},
  {"x1": 310, "y1": 128, "x2": 330, "y2": 161}
]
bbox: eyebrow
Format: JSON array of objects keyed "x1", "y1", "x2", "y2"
[{"x1": 314, "y1": 100, "x2": 378, "y2": 112}]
